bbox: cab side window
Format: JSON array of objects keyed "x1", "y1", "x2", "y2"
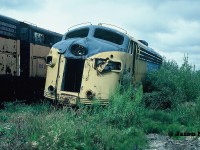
[{"x1": 34, "y1": 32, "x2": 44, "y2": 43}]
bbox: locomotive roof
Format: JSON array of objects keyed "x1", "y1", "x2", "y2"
[
  {"x1": 0, "y1": 14, "x2": 20, "y2": 25},
  {"x1": 30, "y1": 25, "x2": 62, "y2": 37},
  {"x1": 63, "y1": 24, "x2": 161, "y2": 58},
  {"x1": 0, "y1": 14, "x2": 62, "y2": 37},
  {"x1": 63, "y1": 24, "x2": 130, "y2": 50}
]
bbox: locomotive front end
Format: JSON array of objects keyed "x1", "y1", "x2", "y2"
[{"x1": 44, "y1": 24, "x2": 130, "y2": 106}]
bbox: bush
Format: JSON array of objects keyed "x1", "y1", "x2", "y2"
[{"x1": 143, "y1": 56, "x2": 200, "y2": 109}]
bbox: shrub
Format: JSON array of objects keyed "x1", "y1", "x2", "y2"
[{"x1": 143, "y1": 56, "x2": 200, "y2": 109}]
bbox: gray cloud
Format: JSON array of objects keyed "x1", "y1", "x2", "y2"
[
  {"x1": 0, "y1": 0, "x2": 44, "y2": 10},
  {"x1": 0, "y1": 0, "x2": 200, "y2": 68}
]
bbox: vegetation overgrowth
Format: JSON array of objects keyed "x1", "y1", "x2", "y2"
[{"x1": 0, "y1": 56, "x2": 200, "y2": 149}]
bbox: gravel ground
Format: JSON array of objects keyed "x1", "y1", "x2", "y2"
[{"x1": 145, "y1": 134, "x2": 200, "y2": 150}]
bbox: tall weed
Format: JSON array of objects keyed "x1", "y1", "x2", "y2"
[{"x1": 0, "y1": 75, "x2": 148, "y2": 149}]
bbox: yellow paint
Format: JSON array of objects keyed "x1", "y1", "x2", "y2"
[
  {"x1": 30, "y1": 43, "x2": 50, "y2": 77},
  {"x1": 134, "y1": 59, "x2": 147, "y2": 83},
  {"x1": 44, "y1": 50, "x2": 136, "y2": 105}
]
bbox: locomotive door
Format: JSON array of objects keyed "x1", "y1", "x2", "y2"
[
  {"x1": 131, "y1": 41, "x2": 138, "y2": 83},
  {"x1": 20, "y1": 26, "x2": 30, "y2": 77},
  {"x1": 132, "y1": 42, "x2": 137, "y2": 74},
  {"x1": 128, "y1": 40, "x2": 137, "y2": 76}
]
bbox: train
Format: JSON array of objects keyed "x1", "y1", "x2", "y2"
[
  {"x1": 44, "y1": 23, "x2": 162, "y2": 106},
  {"x1": 0, "y1": 15, "x2": 62, "y2": 102}
]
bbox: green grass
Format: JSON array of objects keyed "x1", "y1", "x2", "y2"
[
  {"x1": 1, "y1": 56, "x2": 200, "y2": 149},
  {"x1": 0, "y1": 84, "x2": 147, "y2": 149}
]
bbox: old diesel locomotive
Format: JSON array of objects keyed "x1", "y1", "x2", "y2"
[
  {"x1": 44, "y1": 23, "x2": 162, "y2": 105},
  {"x1": 0, "y1": 15, "x2": 62, "y2": 101}
]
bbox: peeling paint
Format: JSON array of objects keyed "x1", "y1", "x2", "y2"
[
  {"x1": 0, "y1": 63, "x2": 4, "y2": 71},
  {"x1": 85, "y1": 61, "x2": 91, "y2": 81},
  {"x1": 6, "y1": 66, "x2": 11, "y2": 74}
]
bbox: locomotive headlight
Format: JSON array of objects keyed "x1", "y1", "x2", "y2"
[
  {"x1": 86, "y1": 90, "x2": 95, "y2": 100},
  {"x1": 48, "y1": 85, "x2": 55, "y2": 93},
  {"x1": 71, "y1": 44, "x2": 88, "y2": 56}
]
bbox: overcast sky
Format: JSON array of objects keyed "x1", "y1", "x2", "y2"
[{"x1": 1, "y1": 0, "x2": 200, "y2": 69}]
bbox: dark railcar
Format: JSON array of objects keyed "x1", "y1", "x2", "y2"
[{"x1": 0, "y1": 15, "x2": 62, "y2": 103}]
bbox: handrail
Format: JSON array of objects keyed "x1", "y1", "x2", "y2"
[
  {"x1": 67, "y1": 22, "x2": 92, "y2": 31},
  {"x1": 23, "y1": 20, "x2": 37, "y2": 26},
  {"x1": 98, "y1": 23, "x2": 127, "y2": 34}
]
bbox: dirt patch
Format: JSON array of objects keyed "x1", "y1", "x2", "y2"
[{"x1": 146, "y1": 134, "x2": 200, "y2": 150}]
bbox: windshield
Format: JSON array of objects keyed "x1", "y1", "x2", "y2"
[
  {"x1": 65, "y1": 28, "x2": 89, "y2": 39},
  {"x1": 94, "y1": 28, "x2": 124, "y2": 45}
]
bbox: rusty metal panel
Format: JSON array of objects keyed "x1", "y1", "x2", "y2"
[
  {"x1": 0, "y1": 37, "x2": 18, "y2": 76},
  {"x1": 0, "y1": 37, "x2": 17, "y2": 53},
  {"x1": 30, "y1": 43, "x2": 50, "y2": 77},
  {"x1": 0, "y1": 53, "x2": 17, "y2": 75}
]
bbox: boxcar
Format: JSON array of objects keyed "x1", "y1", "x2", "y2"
[{"x1": 0, "y1": 15, "x2": 62, "y2": 102}]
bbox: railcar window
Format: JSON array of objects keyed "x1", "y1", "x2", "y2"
[
  {"x1": 65, "y1": 28, "x2": 89, "y2": 39},
  {"x1": 94, "y1": 28, "x2": 124, "y2": 45},
  {"x1": 34, "y1": 32, "x2": 44, "y2": 43},
  {"x1": 0, "y1": 21, "x2": 17, "y2": 38}
]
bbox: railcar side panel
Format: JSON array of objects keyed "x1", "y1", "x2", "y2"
[
  {"x1": 0, "y1": 38, "x2": 20, "y2": 76},
  {"x1": 30, "y1": 43, "x2": 49, "y2": 77},
  {"x1": 0, "y1": 15, "x2": 62, "y2": 103}
]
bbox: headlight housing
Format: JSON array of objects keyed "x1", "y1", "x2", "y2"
[
  {"x1": 48, "y1": 85, "x2": 55, "y2": 93},
  {"x1": 71, "y1": 44, "x2": 88, "y2": 56},
  {"x1": 86, "y1": 90, "x2": 95, "y2": 100}
]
